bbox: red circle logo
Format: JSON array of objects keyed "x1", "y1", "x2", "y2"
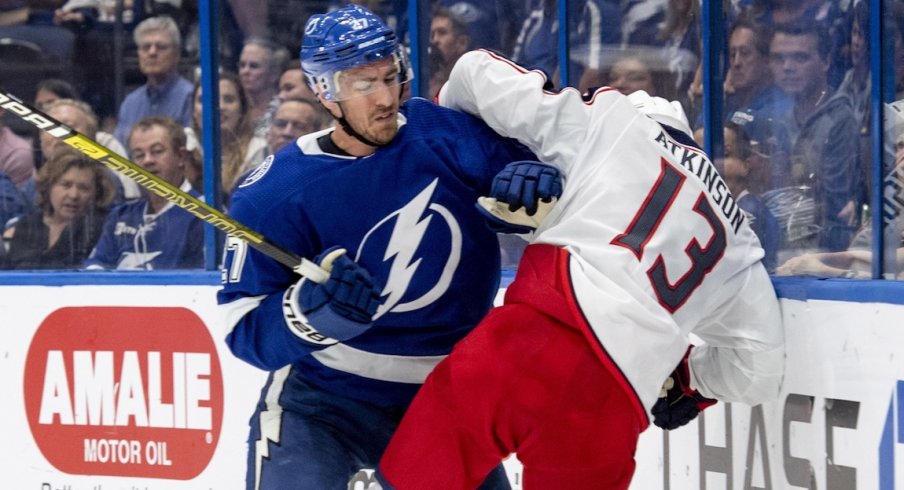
[{"x1": 23, "y1": 307, "x2": 224, "y2": 479}]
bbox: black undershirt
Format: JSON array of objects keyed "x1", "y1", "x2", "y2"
[{"x1": 317, "y1": 133, "x2": 353, "y2": 157}]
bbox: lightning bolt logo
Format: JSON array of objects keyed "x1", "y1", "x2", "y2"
[
  {"x1": 253, "y1": 366, "x2": 290, "y2": 490},
  {"x1": 375, "y1": 179, "x2": 437, "y2": 318},
  {"x1": 357, "y1": 179, "x2": 462, "y2": 320}
]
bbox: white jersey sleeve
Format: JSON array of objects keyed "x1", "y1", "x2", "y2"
[{"x1": 439, "y1": 50, "x2": 785, "y2": 411}]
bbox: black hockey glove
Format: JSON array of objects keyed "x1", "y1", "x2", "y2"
[
  {"x1": 651, "y1": 346, "x2": 717, "y2": 430},
  {"x1": 476, "y1": 160, "x2": 563, "y2": 234},
  {"x1": 284, "y1": 246, "x2": 382, "y2": 345}
]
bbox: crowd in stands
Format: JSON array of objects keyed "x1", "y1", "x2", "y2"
[{"x1": 0, "y1": 0, "x2": 901, "y2": 276}]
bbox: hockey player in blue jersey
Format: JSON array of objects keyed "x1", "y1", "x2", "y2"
[
  {"x1": 217, "y1": 4, "x2": 545, "y2": 489},
  {"x1": 84, "y1": 116, "x2": 204, "y2": 270}
]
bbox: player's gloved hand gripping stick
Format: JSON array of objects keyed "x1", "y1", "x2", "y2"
[
  {"x1": 0, "y1": 89, "x2": 329, "y2": 283},
  {"x1": 477, "y1": 160, "x2": 563, "y2": 233},
  {"x1": 285, "y1": 246, "x2": 383, "y2": 344}
]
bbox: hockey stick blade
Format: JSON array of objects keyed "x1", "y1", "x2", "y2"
[{"x1": 0, "y1": 89, "x2": 328, "y2": 283}]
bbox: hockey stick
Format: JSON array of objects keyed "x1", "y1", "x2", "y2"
[{"x1": 0, "y1": 89, "x2": 328, "y2": 283}]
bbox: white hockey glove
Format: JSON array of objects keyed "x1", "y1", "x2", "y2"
[
  {"x1": 283, "y1": 247, "x2": 382, "y2": 345},
  {"x1": 476, "y1": 160, "x2": 562, "y2": 234}
]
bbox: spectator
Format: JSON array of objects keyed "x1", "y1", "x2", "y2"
[
  {"x1": 436, "y1": 0, "x2": 502, "y2": 51},
  {"x1": 112, "y1": 16, "x2": 193, "y2": 146},
  {"x1": 606, "y1": 51, "x2": 655, "y2": 95},
  {"x1": 603, "y1": 47, "x2": 674, "y2": 98},
  {"x1": 837, "y1": 1, "x2": 871, "y2": 216},
  {"x1": 776, "y1": 126, "x2": 904, "y2": 279},
  {"x1": 0, "y1": 108, "x2": 36, "y2": 189},
  {"x1": 656, "y1": 0, "x2": 700, "y2": 105},
  {"x1": 2, "y1": 151, "x2": 115, "y2": 269},
  {"x1": 31, "y1": 78, "x2": 80, "y2": 167},
  {"x1": 265, "y1": 97, "x2": 325, "y2": 155},
  {"x1": 708, "y1": 20, "x2": 792, "y2": 167},
  {"x1": 190, "y1": 71, "x2": 267, "y2": 205},
  {"x1": 278, "y1": 59, "x2": 318, "y2": 103},
  {"x1": 85, "y1": 116, "x2": 203, "y2": 270},
  {"x1": 54, "y1": 0, "x2": 164, "y2": 118},
  {"x1": 712, "y1": 122, "x2": 780, "y2": 271},
  {"x1": 837, "y1": 1, "x2": 869, "y2": 134},
  {"x1": 34, "y1": 77, "x2": 80, "y2": 109},
  {"x1": 40, "y1": 98, "x2": 140, "y2": 201},
  {"x1": 749, "y1": 0, "x2": 850, "y2": 86},
  {"x1": 238, "y1": 37, "x2": 290, "y2": 127},
  {"x1": 763, "y1": 21, "x2": 859, "y2": 255},
  {"x1": 0, "y1": 170, "x2": 30, "y2": 234},
  {"x1": 275, "y1": 60, "x2": 330, "y2": 129},
  {"x1": 428, "y1": 8, "x2": 471, "y2": 98},
  {"x1": 723, "y1": 19, "x2": 790, "y2": 123},
  {"x1": 511, "y1": 0, "x2": 621, "y2": 92}
]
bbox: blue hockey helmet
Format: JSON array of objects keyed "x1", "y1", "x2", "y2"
[{"x1": 300, "y1": 4, "x2": 413, "y2": 101}]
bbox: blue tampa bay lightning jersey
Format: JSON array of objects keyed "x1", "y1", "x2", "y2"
[
  {"x1": 218, "y1": 98, "x2": 535, "y2": 407},
  {"x1": 84, "y1": 180, "x2": 205, "y2": 270}
]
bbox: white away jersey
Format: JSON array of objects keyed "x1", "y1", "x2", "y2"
[{"x1": 439, "y1": 50, "x2": 785, "y2": 413}]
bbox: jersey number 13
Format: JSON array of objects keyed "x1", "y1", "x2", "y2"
[{"x1": 611, "y1": 158, "x2": 727, "y2": 313}]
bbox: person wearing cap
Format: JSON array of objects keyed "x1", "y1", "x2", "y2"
[{"x1": 217, "y1": 4, "x2": 542, "y2": 489}]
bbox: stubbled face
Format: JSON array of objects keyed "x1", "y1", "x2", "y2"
[
  {"x1": 430, "y1": 16, "x2": 468, "y2": 62},
  {"x1": 266, "y1": 100, "x2": 320, "y2": 153},
  {"x1": 327, "y1": 58, "x2": 401, "y2": 146},
  {"x1": 137, "y1": 30, "x2": 179, "y2": 80},
  {"x1": 728, "y1": 27, "x2": 768, "y2": 92},
  {"x1": 49, "y1": 166, "x2": 96, "y2": 221},
  {"x1": 769, "y1": 33, "x2": 828, "y2": 97},
  {"x1": 608, "y1": 57, "x2": 655, "y2": 95},
  {"x1": 128, "y1": 125, "x2": 185, "y2": 187}
]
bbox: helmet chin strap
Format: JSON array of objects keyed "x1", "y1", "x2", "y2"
[{"x1": 334, "y1": 105, "x2": 383, "y2": 148}]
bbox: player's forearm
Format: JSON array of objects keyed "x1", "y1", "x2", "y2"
[
  {"x1": 689, "y1": 268, "x2": 785, "y2": 405},
  {"x1": 222, "y1": 293, "x2": 317, "y2": 370},
  {"x1": 440, "y1": 50, "x2": 584, "y2": 171},
  {"x1": 690, "y1": 342, "x2": 784, "y2": 405}
]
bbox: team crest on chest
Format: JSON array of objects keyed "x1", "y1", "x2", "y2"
[{"x1": 358, "y1": 178, "x2": 462, "y2": 319}]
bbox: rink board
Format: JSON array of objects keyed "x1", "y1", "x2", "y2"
[{"x1": 2, "y1": 281, "x2": 904, "y2": 489}]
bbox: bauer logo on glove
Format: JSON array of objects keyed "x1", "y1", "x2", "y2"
[{"x1": 477, "y1": 160, "x2": 563, "y2": 234}]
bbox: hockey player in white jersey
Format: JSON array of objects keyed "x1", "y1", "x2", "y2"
[{"x1": 375, "y1": 49, "x2": 786, "y2": 489}]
